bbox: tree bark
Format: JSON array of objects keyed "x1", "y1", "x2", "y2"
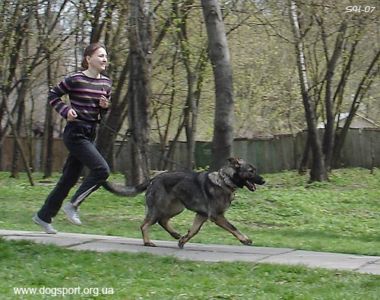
[
  {"x1": 126, "y1": 0, "x2": 152, "y2": 184},
  {"x1": 42, "y1": 51, "x2": 55, "y2": 178},
  {"x1": 201, "y1": 0, "x2": 235, "y2": 170},
  {"x1": 318, "y1": 17, "x2": 346, "y2": 170},
  {"x1": 298, "y1": 133, "x2": 310, "y2": 174},
  {"x1": 96, "y1": 4, "x2": 130, "y2": 171},
  {"x1": 333, "y1": 49, "x2": 380, "y2": 165},
  {"x1": 10, "y1": 79, "x2": 29, "y2": 178},
  {"x1": 3, "y1": 96, "x2": 34, "y2": 185},
  {"x1": 175, "y1": 1, "x2": 207, "y2": 170},
  {"x1": 288, "y1": 0, "x2": 327, "y2": 182}
]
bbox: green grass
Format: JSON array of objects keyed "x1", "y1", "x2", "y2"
[
  {"x1": 1, "y1": 239, "x2": 379, "y2": 300},
  {"x1": 0, "y1": 168, "x2": 379, "y2": 299},
  {"x1": 0, "y1": 168, "x2": 379, "y2": 255}
]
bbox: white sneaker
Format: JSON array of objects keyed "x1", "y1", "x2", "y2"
[
  {"x1": 32, "y1": 214, "x2": 58, "y2": 234},
  {"x1": 63, "y1": 203, "x2": 82, "y2": 225}
]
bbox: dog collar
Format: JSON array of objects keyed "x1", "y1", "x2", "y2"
[
  {"x1": 208, "y1": 171, "x2": 237, "y2": 192},
  {"x1": 219, "y1": 171, "x2": 238, "y2": 191}
]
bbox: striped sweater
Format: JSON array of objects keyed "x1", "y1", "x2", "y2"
[{"x1": 48, "y1": 72, "x2": 112, "y2": 123}]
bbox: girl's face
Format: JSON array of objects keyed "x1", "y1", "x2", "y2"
[{"x1": 86, "y1": 47, "x2": 108, "y2": 72}]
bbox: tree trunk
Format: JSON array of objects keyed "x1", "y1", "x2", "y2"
[
  {"x1": 3, "y1": 96, "x2": 34, "y2": 185},
  {"x1": 288, "y1": 0, "x2": 327, "y2": 182},
  {"x1": 11, "y1": 28, "x2": 32, "y2": 178},
  {"x1": 330, "y1": 37, "x2": 360, "y2": 168},
  {"x1": 126, "y1": 0, "x2": 152, "y2": 184},
  {"x1": 333, "y1": 49, "x2": 380, "y2": 165},
  {"x1": 42, "y1": 51, "x2": 55, "y2": 178},
  {"x1": 201, "y1": 0, "x2": 234, "y2": 170},
  {"x1": 96, "y1": 53, "x2": 130, "y2": 171},
  {"x1": 96, "y1": 5, "x2": 130, "y2": 171},
  {"x1": 175, "y1": 1, "x2": 204, "y2": 170},
  {"x1": 90, "y1": 0, "x2": 106, "y2": 43},
  {"x1": 298, "y1": 133, "x2": 310, "y2": 174},
  {"x1": 10, "y1": 82, "x2": 28, "y2": 178},
  {"x1": 318, "y1": 17, "x2": 346, "y2": 170}
]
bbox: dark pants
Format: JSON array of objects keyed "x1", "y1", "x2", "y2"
[{"x1": 38, "y1": 121, "x2": 110, "y2": 223}]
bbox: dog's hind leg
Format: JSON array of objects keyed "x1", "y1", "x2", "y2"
[
  {"x1": 158, "y1": 218, "x2": 181, "y2": 240},
  {"x1": 178, "y1": 213, "x2": 208, "y2": 249},
  {"x1": 211, "y1": 215, "x2": 252, "y2": 245},
  {"x1": 141, "y1": 217, "x2": 157, "y2": 247}
]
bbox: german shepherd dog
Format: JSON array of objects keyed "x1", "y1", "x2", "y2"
[{"x1": 103, "y1": 158, "x2": 265, "y2": 248}]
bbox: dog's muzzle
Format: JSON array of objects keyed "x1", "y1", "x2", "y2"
[{"x1": 245, "y1": 175, "x2": 265, "y2": 191}]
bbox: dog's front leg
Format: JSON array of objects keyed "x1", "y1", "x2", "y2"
[
  {"x1": 211, "y1": 215, "x2": 252, "y2": 245},
  {"x1": 178, "y1": 213, "x2": 208, "y2": 249}
]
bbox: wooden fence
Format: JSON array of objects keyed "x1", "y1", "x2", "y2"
[{"x1": 1, "y1": 128, "x2": 379, "y2": 174}]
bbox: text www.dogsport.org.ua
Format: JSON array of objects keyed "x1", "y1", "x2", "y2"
[{"x1": 13, "y1": 286, "x2": 115, "y2": 297}]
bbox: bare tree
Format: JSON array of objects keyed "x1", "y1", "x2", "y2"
[
  {"x1": 126, "y1": 0, "x2": 152, "y2": 184},
  {"x1": 333, "y1": 49, "x2": 380, "y2": 166},
  {"x1": 92, "y1": 1, "x2": 132, "y2": 171},
  {"x1": 2, "y1": 99, "x2": 34, "y2": 185},
  {"x1": 0, "y1": 1, "x2": 35, "y2": 181},
  {"x1": 317, "y1": 16, "x2": 347, "y2": 170},
  {"x1": 201, "y1": 0, "x2": 234, "y2": 170},
  {"x1": 306, "y1": 5, "x2": 379, "y2": 170},
  {"x1": 288, "y1": 0, "x2": 327, "y2": 182}
]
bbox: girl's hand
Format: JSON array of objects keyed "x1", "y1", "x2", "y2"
[
  {"x1": 67, "y1": 108, "x2": 77, "y2": 121},
  {"x1": 99, "y1": 95, "x2": 110, "y2": 109}
]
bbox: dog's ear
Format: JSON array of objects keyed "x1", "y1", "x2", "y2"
[{"x1": 227, "y1": 157, "x2": 241, "y2": 167}]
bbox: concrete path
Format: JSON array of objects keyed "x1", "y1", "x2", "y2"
[{"x1": 1, "y1": 229, "x2": 379, "y2": 275}]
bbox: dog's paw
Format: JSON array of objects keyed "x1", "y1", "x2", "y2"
[
  {"x1": 241, "y1": 238, "x2": 253, "y2": 246},
  {"x1": 144, "y1": 241, "x2": 157, "y2": 247},
  {"x1": 178, "y1": 237, "x2": 187, "y2": 249},
  {"x1": 171, "y1": 232, "x2": 181, "y2": 240}
]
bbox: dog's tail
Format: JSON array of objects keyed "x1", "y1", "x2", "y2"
[{"x1": 102, "y1": 180, "x2": 150, "y2": 197}]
